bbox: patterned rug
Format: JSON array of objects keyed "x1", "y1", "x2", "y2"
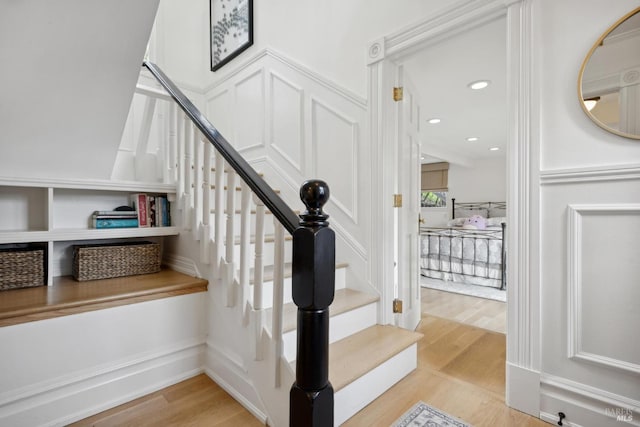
[
  {"x1": 391, "y1": 401, "x2": 472, "y2": 427},
  {"x1": 420, "y1": 276, "x2": 506, "y2": 302}
]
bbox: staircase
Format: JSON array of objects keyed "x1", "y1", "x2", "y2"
[{"x1": 143, "y1": 62, "x2": 422, "y2": 426}]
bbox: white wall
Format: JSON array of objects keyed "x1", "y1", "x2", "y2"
[
  {"x1": 155, "y1": 0, "x2": 452, "y2": 96},
  {"x1": 0, "y1": 294, "x2": 206, "y2": 426},
  {"x1": 0, "y1": 0, "x2": 159, "y2": 181},
  {"x1": 535, "y1": 0, "x2": 640, "y2": 425}
]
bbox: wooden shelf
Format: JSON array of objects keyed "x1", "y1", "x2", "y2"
[
  {"x1": 0, "y1": 269, "x2": 207, "y2": 327},
  {"x1": 0, "y1": 227, "x2": 180, "y2": 244}
]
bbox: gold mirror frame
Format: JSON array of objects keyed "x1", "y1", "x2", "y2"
[{"x1": 578, "y1": 7, "x2": 640, "y2": 140}]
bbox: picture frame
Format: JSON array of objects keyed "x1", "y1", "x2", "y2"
[{"x1": 210, "y1": 0, "x2": 253, "y2": 71}]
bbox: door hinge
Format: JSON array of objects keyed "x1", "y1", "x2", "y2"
[
  {"x1": 393, "y1": 86, "x2": 404, "y2": 102},
  {"x1": 393, "y1": 299, "x2": 403, "y2": 313},
  {"x1": 393, "y1": 194, "x2": 403, "y2": 208}
]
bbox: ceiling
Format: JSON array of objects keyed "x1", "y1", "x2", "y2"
[{"x1": 401, "y1": 16, "x2": 507, "y2": 165}]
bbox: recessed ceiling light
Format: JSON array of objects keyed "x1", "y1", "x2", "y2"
[
  {"x1": 489, "y1": 147, "x2": 500, "y2": 151},
  {"x1": 468, "y1": 80, "x2": 490, "y2": 90},
  {"x1": 421, "y1": 156, "x2": 425, "y2": 160},
  {"x1": 427, "y1": 118, "x2": 441, "y2": 124},
  {"x1": 466, "y1": 137, "x2": 479, "y2": 142}
]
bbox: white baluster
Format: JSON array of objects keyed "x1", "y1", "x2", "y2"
[
  {"x1": 252, "y1": 196, "x2": 266, "y2": 360},
  {"x1": 213, "y1": 155, "x2": 225, "y2": 272},
  {"x1": 176, "y1": 112, "x2": 184, "y2": 204},
  {"x1": 239, "y1": 180, "x2": 252, "y2": 321},
  {"x1": 272, "y1": 220, "x2": 286, "y2": 388},
  {"x1": 224, "y1": 169, "x2": 237, "y2": 307},
  {"x1": 192, "y1": 128, "x2": 202, "y2": 240},
  {"x1": 201, "y1": 142, "x2": 212, "y2": 263},
  {"x1": 182, "y1": 119, "x2": 193, "y2": 230},
  {"x1": 168, "y1": 104, "x2": 177, "y2": 184}
]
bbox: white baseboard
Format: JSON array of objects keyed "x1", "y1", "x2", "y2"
[
  {"x1": 0, "y1": 341, "x2": 206, "y2": 427},
  {"x1": 163, "y1": 252, "x2": 200, "y2": 276},
  {"x1": 540, "y1": 374, "x2": 639, "y2": 427},
  {"x1": 506, "y1": 362, "x2": 540, "y2": 417},
  {"x1": 205, "y1": 342, "x2": 268, "y2": 425}
]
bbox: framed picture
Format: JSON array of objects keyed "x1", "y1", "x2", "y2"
[{"x1": 210, "y1": 0, "x2": 253, "y2": 71}]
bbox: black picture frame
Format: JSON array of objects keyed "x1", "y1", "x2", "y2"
[{"x1": 210, "y1": 0, "x2": 254, "y2": 72}]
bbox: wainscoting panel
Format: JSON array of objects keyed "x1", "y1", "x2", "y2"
[
  {"x1": 203, "y1": 49, "x2": 371, "y2": 288},
  {"x1": 540, "y1": 173, "x2": 640, "y2": 423},
  {"x1": 269, "y1": 71, "x2": 305, "y2": 174},
  {"x1": 205, "y1": 88, "x2": 233, "y2": 141},
  {"x1": 311, "y1": 97, "x2": 359, "y2": 221},
  {"x1": 567, "y1": 204, "x2": 640, "y2": 374},
  {"x1": 234, "y1": 69, "x2": 265, "y2": 153}
]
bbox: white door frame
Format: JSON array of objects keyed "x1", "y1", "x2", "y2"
[{"x1": 366, "y1": 0, "x2": 541, "y2": 416}]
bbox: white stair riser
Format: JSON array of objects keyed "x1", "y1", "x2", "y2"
[
  {"x1": 283, "y1": 301, "x2": 377, "y2": 362},
  {"x1": 249, "y1": 266, "x2": 347, "y2": 309},
  {"x1": 335, "y1": 344, "x2": 418, "y2": 426}
]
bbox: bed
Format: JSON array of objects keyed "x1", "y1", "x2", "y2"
[{"x1": 420, "y1": 199, "x2": 507, "y2": 290}]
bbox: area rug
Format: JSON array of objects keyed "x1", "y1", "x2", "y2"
[
  {"x1": 391, "y1": 401, "x2": 472, "y2": 427},
  {"x1": 420, "y1": 276, "x2": 506, "y2": 302}
]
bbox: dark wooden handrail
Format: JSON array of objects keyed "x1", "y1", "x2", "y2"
[{"x1": 143, "y1": 61, "x2": 300, "y2": 235}]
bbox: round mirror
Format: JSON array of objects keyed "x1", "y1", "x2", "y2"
[{"x1": 578, "y1": 7, "x2": 640, "y2": 140}]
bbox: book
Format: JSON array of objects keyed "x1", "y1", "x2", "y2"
[
  {"x1": 149, "y1": 196, "x2": 156, "y2": 227},
  {"x1": 157, "y1": 196, "x2": 171, "y2": 227},
  {"x1": 93, "y1": 210, "x2": 137, "y2": 218},
  {"x1": 92, "y1": 218, "x2": 139, "y2": 228},
  {"x1": 130, "y1": 194, "x2": 149, "y2": 227}
]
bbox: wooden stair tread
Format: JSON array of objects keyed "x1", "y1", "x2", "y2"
[
  {"x1": 249, "y1": 261, "x2": 348, "y2": 284},
  {"x1": 0, "y1": 269, "x2": 208, "y2": 327},
  {"x1": 328, "y1": 325, "x2": 423, "y2": 391},
  {"x1": 279, "y1": 288, "x2": 379, "y2": 333}
]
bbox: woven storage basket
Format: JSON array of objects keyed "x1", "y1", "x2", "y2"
[
  {"x1": 72, "y1": 241, "x2": 161, "y2": 281},
  {"x1": 0, "y1": 246, "x2": 45, "y2": 290}
]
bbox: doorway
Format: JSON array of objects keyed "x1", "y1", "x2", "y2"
[
  {"x1": 402, "y1": 15, "x2": 508, "y2": 331},
  {"x1": 366, "y1": 0, "x2": 538, "y2": 416}
]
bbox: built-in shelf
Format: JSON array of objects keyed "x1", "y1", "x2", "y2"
[
  {"x1": 0, "y1": 269, "x2": 207, "y2": 328},
  {"x1": 0, "y1": 177, "x2": 180, "y2": 285}
]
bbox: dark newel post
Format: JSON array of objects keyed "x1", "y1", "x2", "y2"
[{"x1": 290, "y1": 180, "x2": 335, "y2": 427}]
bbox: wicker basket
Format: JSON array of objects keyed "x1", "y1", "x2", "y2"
[
  {"x1": 72, "y1": 241, "x2": 161, "y2": 281},
  {"x1": 0, "y1": 245, "x2": 45, "y2": 290}
]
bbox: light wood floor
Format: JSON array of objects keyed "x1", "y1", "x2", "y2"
[
  {"x1": 421, "y1": 287, "x2": 506, "y2": 334},
  {"x1": 73, "y1": 289, "x2": 544, "y2": 427}
]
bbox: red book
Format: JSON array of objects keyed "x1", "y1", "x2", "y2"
[{"x1": 130, "y1": 194, "x2": 149, "y2": 227}]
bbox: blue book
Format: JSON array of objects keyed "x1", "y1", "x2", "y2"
[{"x1": 93, "y1": 218, "x2": 139, "y2": 228}]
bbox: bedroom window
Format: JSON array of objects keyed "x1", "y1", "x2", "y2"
[{"x1": 421, "y1": 191, "x2": 447, "y2": 207}]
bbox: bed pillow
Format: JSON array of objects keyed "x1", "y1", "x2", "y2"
[
  {"x1": 487, "y1": 216, "x2": 507, "y2": 227},
  {"x1": 462, "y1": 215, "x2": 487, "y2": 230},
  {"x1": 447, "y1": 218, "x2": 467, "y2": 227},
  {"x1": 489, "y1": 207, "x2": 507, "y2": 218},
  {"x1": 455, "y1": 208, "x2": 489, "y2": 219}
]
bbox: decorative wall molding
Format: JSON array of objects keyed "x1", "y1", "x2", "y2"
[
  {"x1": 268, "y1": 71, "x2": 305, "y2": 174},
  {"x1": 382, "y1": 0, "x2": 509, "y2": 59},
  {"x1": 204, "y1": 49, "x2": 367, "y2": 108},
  {"x1": 567, "y1": 203, "x2": 640, "y2": 374},
  {"x1": 540, "y1": 164, "x2": 640, "y2": 185},
  {"x1": 310, "y1": 96, "x2": 359, "y2": 222},
  {"x1": 234, "y1": 68, "x2": 266, "y2": 153},
  {"x1": 541, "y1": 374, "x2": 639, "y2": 427}
]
